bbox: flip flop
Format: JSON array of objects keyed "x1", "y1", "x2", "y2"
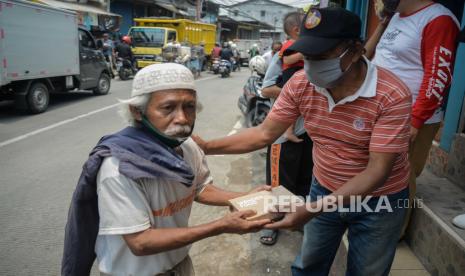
[{"x1": 259, "y1": 229, "x2": 279, "y2": 246}]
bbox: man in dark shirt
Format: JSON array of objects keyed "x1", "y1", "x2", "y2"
[
  {"x1": 115, "y1": 36, "x2": 135, "y2": 70},
  {"x1": 220, "y1": 44, "x2": 234, "y2": 61},
  {"x1": 115, "y1": 36, "x2": 134, "y2": 61}
]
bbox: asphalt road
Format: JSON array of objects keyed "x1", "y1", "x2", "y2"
[{"x1": 0, "y1": 70, "x2": 300, "y2": 275}]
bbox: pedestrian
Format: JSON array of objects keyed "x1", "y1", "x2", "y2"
[
  {"x1": 102, "y1": 33, "x2": 115, "y2": 64},
  {"x1": 61, "y1": 63, "x2": 272, "y2": 276},
  {"x1": 279, "y1": 11, "x2": 306, "y2": 143},
  {"x1": 191, "y1": 43, "x2": 204, "y2": 78},
  {"x1": 365, "y1": 0, "x2": 460, "y2": 238},
  {"x1": 258, "y1": 11, "x2": 313, "y2": 246},
  {"x1": 262, "y1": 41, "x2": 282, "y2": 66},
  {"x1": 102, "y1": 33, "x2": 116, "y2": 77},
  {"x1": 193, "y1": 7, "x2": 412, "y2": 275}
]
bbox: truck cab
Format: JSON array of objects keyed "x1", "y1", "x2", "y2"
[
  {"x1": 128, "y1": 18, "x2": 216, "y2": 69},
  {"x1": 128, "y1": 26, "x2": 177, "y2": 68}
]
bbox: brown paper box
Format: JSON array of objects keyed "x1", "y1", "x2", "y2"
[{"x1": 228, "y1": 186, "x2": 304, "y2": 221}]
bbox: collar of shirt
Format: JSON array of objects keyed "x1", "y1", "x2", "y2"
[{"x1": 314, "y1": 56, "x2": 377, "y2": 112}]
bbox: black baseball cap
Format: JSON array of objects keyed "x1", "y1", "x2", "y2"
[{"x1": 288, "y1": 7, "x2": 361, "y2": 56}]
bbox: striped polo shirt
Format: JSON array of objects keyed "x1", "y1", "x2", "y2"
[{"x1": 268, "y1": 58, "x2": 412, "y2": 196}]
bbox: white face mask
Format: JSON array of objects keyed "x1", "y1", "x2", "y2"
[{"x1": 304, "y1": 48, "x2": 351, "y2": 89}]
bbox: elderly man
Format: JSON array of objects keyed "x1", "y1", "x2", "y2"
[
  {"x1": 194, "y1": 8, "x2": 412, "y2": 275},
  {"x1": 62, "y1": 63, "x2": 270, "y2": 276}
]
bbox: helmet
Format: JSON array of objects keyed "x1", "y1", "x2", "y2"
[
  {"x1": 122, "y1": 36, "x2": 131, "y2": 44},
  {"x1": 249, "y1": 55, "x2": 267, "y2": 75},
  {"x1": 231, "y1": 43, "x2": 237, "y2": 49}
]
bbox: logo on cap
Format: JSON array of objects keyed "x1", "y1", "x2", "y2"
[{"x1": 305, "y1": 9, "x2": 322, "y2": 29}]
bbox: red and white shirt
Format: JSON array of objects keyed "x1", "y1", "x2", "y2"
[
  {"x1": 268, "y1": 59, "x2": 412, "y2": 196},
  {"x1": 373, "y1": 3, "x2": 460, "y2": 129}
]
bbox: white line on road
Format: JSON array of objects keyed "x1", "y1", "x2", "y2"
[
  {"x1": 227, "y1": 120, "x2": 243, "y2": 136},
  {"x1": 0, "y1": 75, "x2": 230, "y2": 149},
  {"x1": 213, "y1": 120, "x2": 244, "y2": 157},
  {"x1": 0, "y1": 103, "x2": 121, "y2": 149},
  {"x1": 196, "y1": 75, "x2": 218, "y2": 82}
]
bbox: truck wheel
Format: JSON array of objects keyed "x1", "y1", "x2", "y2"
[
  {"x1": 93, "y1": 73, "x2": 111, "y2": 95},
  {"x1": 26, "y1": 82, "x2": 49, "y2": 114}
]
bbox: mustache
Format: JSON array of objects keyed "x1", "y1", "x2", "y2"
[{"x1": 164, "y1": 124, "x2": 192, "y2": 137}]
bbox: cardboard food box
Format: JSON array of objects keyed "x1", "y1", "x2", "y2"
[{"x1": 229, "y1": 186, "x2": 304, "y2": 221}]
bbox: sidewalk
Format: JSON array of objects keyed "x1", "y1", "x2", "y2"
[
  {"x1": 331, "y1": 235, "x2": 430, "y2": 276},
  {"x1": 390, "y1": 242, "x2": 430, "y2": 276}
]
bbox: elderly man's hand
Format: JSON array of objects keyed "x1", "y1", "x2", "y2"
[
  {"x1": 228, "y1": 185, "x2": 272, "y2": 212},
  {"x1": 192, "y1": 134, "x2": 208, "y2": 153},
  {"x1": 248, "y1": 185, "x2": 272, "y2": 194},
  {"x1": 218, "y1": 210, "x2": 270, "y2": 234}
]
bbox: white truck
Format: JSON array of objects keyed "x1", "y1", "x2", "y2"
[
  {"x1": 0, "y1": 0, "x2": 111, "y2": 113},
  {"x1": 234, "y1": 39, "x2": 272, "y2": 66}
]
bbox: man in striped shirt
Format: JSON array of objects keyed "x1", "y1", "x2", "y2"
[{"x1": 193, "y1": 7, "x2": 411, "y2": 275}]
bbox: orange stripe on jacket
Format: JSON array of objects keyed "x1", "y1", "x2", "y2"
[{"x1": 152, "y1": 190, "x2": 196, "y2": 217}]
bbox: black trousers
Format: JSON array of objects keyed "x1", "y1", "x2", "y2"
[{"x1": 265, "y1": 133, "x2": 313, "y2": 198}]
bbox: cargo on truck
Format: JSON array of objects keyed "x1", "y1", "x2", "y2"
[
  {"x1": 128, "y1": 18, "x2": 216, "y2": 69},
  {"x1": 0, "y1": 0, "x2": 111, "y2": 114}
]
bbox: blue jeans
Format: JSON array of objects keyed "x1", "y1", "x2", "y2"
[{"x1": 292, "y1": 177, "x2": 408, "y2": 276}]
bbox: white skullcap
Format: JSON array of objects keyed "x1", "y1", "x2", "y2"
[{"x1": 131, "y1": 63, "x2": 195, "y2": 97}]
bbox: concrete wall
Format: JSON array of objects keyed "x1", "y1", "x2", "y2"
[{"x1": 229, "y1": 0, "x2": 297, "y2": 38}]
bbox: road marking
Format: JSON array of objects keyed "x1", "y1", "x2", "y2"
[
  {"x1": 213, "y1": 120, "x2": 244, "y2": 157},
  {"x1": 227, "y1": 120, "x2": 243, "y2": 136},
  {"x1": 0, "y1": 76, "x2": 232, "y2": 148},
  {"x1": 196, "y1": 75, "x2": 218, "y2": 82},
  {"x1": 0, "y1": 103, "x2": 121, "y2": 148}
]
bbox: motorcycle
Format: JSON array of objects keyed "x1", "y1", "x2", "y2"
[
  {"x1": 238, "y1": 73, "x2": 271, "y2": 127},
  {"x1": 231, "y1": 58, "x2": 240, "y2": 72},
  {"x1": 211, "y1": 58, "x2": 220, "y2": 74},
  {"x1": 219, "y1": 59, "x2": 231, "y2": 78},
  {"x1": 116, "y1": 57, "x2": 136, "y2": 81}
]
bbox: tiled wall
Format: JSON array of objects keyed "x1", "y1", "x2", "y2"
[{"x1": 426, "y1": 133, "x2": 465, "y2": 189}]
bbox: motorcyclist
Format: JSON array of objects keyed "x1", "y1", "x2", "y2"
[
  {"x1": 249, "y1": 43, "x2": 260, "y2": 58},
  {"x1": 220, "y1": 43, "x2": 234, "y2": 70},
  {"x1": 115, "y1": 36, "x2": 135, "y2": 71},
  {"x1": 231, "y1": 43, "x2": 241, "y2": 71}
]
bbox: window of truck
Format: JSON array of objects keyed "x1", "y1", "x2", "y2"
[
  {"x1": 129, "y1": 28, "x2": 165, "y2": 47},
  {"x1": 167, "y1": 31, "x2": 177, "y2": 43}
]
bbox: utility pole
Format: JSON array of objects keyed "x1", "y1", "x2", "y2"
[{"x1": 196, "y1": 0, "x2": 201, "y2": 21}]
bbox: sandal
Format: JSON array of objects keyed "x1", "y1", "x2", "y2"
[{"x1": 259, "y1": 229, "x2": 279, "y2": 246}]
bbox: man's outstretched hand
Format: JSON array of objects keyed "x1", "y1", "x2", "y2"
[
  {"x1": 192, "y1": 134, "x2": 208, "y2": 153},
  {"x1": 265, "y1": 205, "x2": 315, "y2": 231}
]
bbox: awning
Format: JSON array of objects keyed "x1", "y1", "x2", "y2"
[
  {"x1": 155, "y1": 3, "x2": 189, "y2": 16},
  {"x1": 35, "y1": 0, "x2": 121, "y2": 17}
]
